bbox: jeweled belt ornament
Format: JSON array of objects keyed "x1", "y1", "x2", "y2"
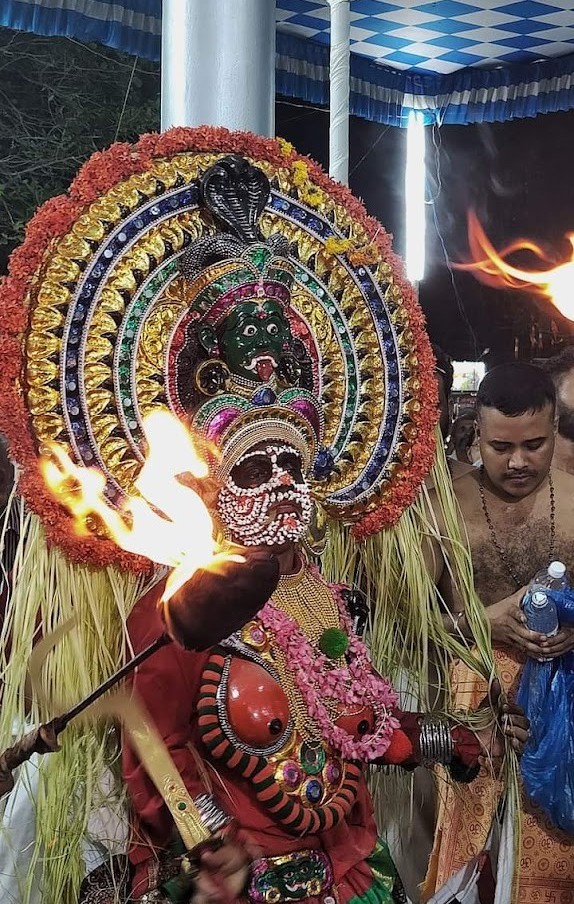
[{"x1": 248, "y1": 850, "x2": 335, "y2": 903}]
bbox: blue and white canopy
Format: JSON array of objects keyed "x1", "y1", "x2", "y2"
[{"x1": 3, "y1": 0, "x2": 574, "y2": 124}]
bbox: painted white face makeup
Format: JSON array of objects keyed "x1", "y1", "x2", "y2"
[{"x1": 217, "y1": 443, "x2": 313, "y2": 547}]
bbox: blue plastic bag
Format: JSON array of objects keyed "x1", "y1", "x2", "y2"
[{"x1": 516, "y1": 587, "x2": 574, "y2": 834}]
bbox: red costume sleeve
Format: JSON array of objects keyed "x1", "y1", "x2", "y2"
[{"x1": 122, "y1": 578, "x2": 210, "y2": 896}]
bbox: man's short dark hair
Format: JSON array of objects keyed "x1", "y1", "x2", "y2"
[
  {"x1": 476, "y1": 362, "x2": 556, "y2": 418},
  {"x1": 432, "y1": 344, "x2": 454, "y2": 397},
  {"x1": 540, "y1": 346, "x2": 574, "y2": 387}
]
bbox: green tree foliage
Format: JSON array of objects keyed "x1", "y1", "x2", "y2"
[{"x1": 0, "y1": 28, "x2": 160, "y2": 272}]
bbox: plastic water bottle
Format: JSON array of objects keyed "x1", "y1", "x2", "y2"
[
  {"x1": 530, "y1": 561, "x2": 567, "y2": 594},
  {"x1": 523, "y1": 590, "x2": 559, "y2": 635},
  {"x1": 522, "y1": 562, "x2": 566, "y2": 660}
]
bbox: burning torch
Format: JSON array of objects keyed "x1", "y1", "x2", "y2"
[{"x1": 0, "y1": 411, "x2": 280, "y2": 895}]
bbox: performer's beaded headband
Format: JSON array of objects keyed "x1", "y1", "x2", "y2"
[{"x1": 0, "y1": 128, "x2": 437, "y2": 569}]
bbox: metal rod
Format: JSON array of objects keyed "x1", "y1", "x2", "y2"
[
  {"x1": 53, "y1": 633, "x2": 172, "y2": 732},
  {"x1": 0, "y1": 633, "x2": 173, "y2": 794}
]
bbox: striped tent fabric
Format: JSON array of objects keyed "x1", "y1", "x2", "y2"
[
  {"x1": 3, "y1": 0, "x2": 574, "y2": 125},
  {"x1": 1, "y1": 0, "x2": 161, "y2": 61}
]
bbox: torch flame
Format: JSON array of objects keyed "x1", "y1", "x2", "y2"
[
  {"x1": 40, "y1": 410, "x2": 238, "y2": 601},
  {"x1": 458, "y1": 210, "x2": 574, "y2": 322}
]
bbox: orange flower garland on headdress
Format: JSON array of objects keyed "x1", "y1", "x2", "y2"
[{"x1": 0, "y1": 127, "x2": 437, "y2": 568}]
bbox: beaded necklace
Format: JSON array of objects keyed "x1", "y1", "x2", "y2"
[
  {"x1": 269, "y1": 565, "x2": 348, "y2": 743},
  {"x1": 259, "y1": 567, "x2": 399, "y2": 762},
  {"x1": 271, "y1": 563, "x2": 342, "y2": 646},
  {"x1": 479, "y1": 466, "x2": 556, "y2": 589}
]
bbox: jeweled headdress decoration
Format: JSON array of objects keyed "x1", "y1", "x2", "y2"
[{"x1": 0, "y1": 127, "x2": 437, "y2": 569}]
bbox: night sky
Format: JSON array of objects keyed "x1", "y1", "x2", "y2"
[{"x1": 276, "y1": 101, "x2": 574, "y2": 364}]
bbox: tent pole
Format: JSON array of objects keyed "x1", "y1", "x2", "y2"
[
  {"x1": 328, "y1": 0, "x2": 351, "y2": 185},
  {"x1": 405, "y1": 110, "x2": 426, "y2": 284},
  {"x1": 161, "y1": 0, "x2": 276, "y2": 135}
]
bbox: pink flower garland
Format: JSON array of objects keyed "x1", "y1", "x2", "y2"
[{"x1": 258, "y1": 585, "x2": 399, "y2": 762}]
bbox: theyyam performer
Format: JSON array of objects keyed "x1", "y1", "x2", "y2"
[{"x1": 0, "y1": 128, "x2": 527, "y2": 904}]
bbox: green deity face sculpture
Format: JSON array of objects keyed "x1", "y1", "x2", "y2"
[
  {"x1": 253, "y1": 854, "x2": 327, "y2": 901},
  {"x1": 199, "y1": 299, "x2": 293, "y2": 383}
]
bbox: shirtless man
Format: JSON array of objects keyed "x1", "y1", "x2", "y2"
[
  {"x1": 427, "y1": 361, "x2": 574, "y2": 902},
  {"x1": 542, "y1": 346, "x2": 574, "y2": 476},
  {"x1": 438, "y1": 362, "x2": 574, "y2": 655}
]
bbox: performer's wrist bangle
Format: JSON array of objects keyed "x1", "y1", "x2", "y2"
[
  {"x1": 418, "y1": 717, "x2": 454, "y2": 766},
  {"x1": 193, "y1": 792, "x2": 231, "y2": 836}
]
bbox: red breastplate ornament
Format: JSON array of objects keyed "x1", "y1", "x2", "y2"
[
  {"x1": 197, "y1": 571, "x2": 403, "y2": 835},
  {"x1": 226, "y1": 657, "x2": 291, "y2": 750},
  {"x1": 197, "y1": 622, "x2": 362, "y2": 836}
]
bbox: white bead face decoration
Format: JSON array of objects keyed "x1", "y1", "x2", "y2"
[{"x1": 217, "y1": 443, "x2": 313, "y2": 547}]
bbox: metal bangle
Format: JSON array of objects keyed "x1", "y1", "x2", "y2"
[
  {"x1": 193, "y1": 792, "x2": 232, "y2": 836},
  {"x1": 419, "y1": 717, "x2": 454, "y2": 767}
]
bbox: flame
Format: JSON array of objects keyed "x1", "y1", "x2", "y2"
[
  {"x1": 457, "y1": 210, "x2": 574, "y2": 322},
  {"x1": 40, "y1": 411, "x2": 237, "y2": 601}
]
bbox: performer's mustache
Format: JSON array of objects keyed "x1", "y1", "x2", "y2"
[{"x1": 261, "y1": 488, "x2": 305, "y2": 524}]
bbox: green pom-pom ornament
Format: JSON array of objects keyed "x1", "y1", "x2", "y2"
[{"x1": 318, "y1": 627, "x2": 349, "y2": 659}]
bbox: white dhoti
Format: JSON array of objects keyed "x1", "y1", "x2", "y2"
[{"x1": 0, "y1": 755, "x2": 42, "y2": 904}]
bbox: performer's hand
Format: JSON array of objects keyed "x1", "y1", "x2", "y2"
[
  {"x1": 162, "y1": 548, "x2": 280, "y2": 650},
  {"x1": 487, "y1": 588, "x2": 550, "y2": 657},
  {"x1": 191, "y1": 841, "x2": 250, "y2": 903}
]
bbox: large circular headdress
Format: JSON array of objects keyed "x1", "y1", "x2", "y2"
[{"x1": 0, "y1": 127, "x2": 437, "y2": 570}]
